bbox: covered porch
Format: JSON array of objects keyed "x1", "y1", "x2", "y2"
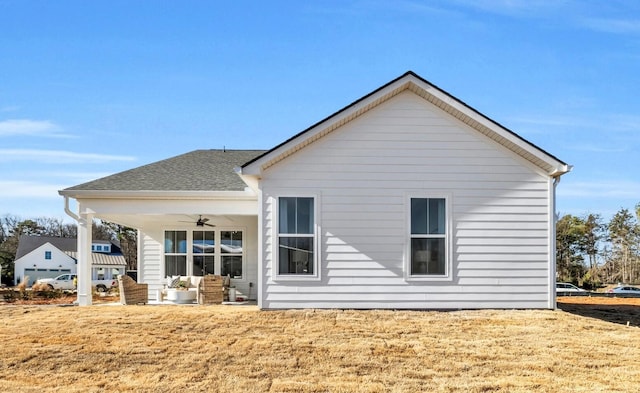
[{"x1": 60, "y1": 191, "x2": 259, "y2": 306}]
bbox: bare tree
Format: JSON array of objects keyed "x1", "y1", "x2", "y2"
[{"x1": 100, "y1": 220, "x2": 137, "y2": 271}]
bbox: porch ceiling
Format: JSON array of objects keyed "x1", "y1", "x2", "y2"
[
  {"x1": 91, "y1": 213, "x2": 255, "y2": 230},
  {"x1": 64, "y1": 191, "x2": 258, "y2": 229}
]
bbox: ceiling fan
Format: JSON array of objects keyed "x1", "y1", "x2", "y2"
[{"x1": 180, "y1": 215, "x2": 215, "y2": 227}]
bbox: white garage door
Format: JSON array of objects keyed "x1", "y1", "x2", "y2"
[{"x1": 24, "y1": 269, "x2": 71, "y2": 286}]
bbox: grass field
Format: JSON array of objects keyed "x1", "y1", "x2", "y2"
[{"x1": 1, "y1": 298, "x2": 639, "y2": 392}]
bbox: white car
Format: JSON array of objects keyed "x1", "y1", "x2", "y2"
[
  {"x1": 608, "y1": 285, "x2": 640, "y2": 294},
  {"x1": 36, "y1": 274, "x2": 116, "y2": 292},
  {"x1": 37, "y1": 274, "x2": 76, "y2": 290},
  {"x1": 556, "y1": 282, "x2": 585, "y2": 292}
]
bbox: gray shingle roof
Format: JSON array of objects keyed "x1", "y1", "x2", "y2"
[
  {"x1": 16, "y1": 235, "x2": 126, "y2": 266},
  {"x1": 64, "y1": 149, "x2": 266, "y2": 192},
  {"x1": 16, "y1": 235, "x2": 77, "y2": 259}
]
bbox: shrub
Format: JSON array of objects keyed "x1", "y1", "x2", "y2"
[
  {"x1": 16, "y1": 276, "x2": 29, "y2": 291},
  {"x1": 31, "y1": 282, "x2": 50, "y2": 291},
  {"x1": 2, "y1": 290, "x2": 16, "y2": 303},
  {"x1": 37, "y1": 289, "x2": 63, "y2": 299}
]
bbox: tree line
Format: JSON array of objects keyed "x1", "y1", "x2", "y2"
[
  {"x1": 0, "y1": 215, "x2": 137, "y2": 286},
  {"x1": 557, "y1": 203, "x2": 640, "y2": 288}
]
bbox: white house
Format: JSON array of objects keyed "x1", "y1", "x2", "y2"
[
  {"x1": 59, "y1": 71, "x2": 571, "y2": 308},
  {"x1": 14, "y1": 235, "x2": 127, "y2": 286},
  {"x1": 14, "y1": 236, "x2": 76, "y2": 286}
]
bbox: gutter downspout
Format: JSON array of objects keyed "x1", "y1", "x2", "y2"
[{"x1": 63, "y1": 195, "x2": 80, "y2": 221}]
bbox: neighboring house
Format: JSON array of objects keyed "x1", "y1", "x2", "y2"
[
  {"x1": 14, "y1": 235, "x2": 127, "y2": 286},
  {"x1": 60, "y1": 71, "x2": 571, "y2": 308}
]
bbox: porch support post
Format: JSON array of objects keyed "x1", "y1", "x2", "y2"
[{"x1": 77, "y1": 213, "x2": 93, "y2": 306}]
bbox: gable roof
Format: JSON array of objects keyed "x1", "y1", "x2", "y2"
[
  {"x1": 15, "y1": 235, "x2": 77, "y2": 260},
  {"x1": 15, "y1": 235, "x2": 126, "y2": 266},
  {"x1": 62, "y1": 149, "x2": 266, "y2": 194},
  {"x1": 241, "y1": 71, "x2": 570, "y2": 177}
]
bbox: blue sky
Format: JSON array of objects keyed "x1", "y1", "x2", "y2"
[{"x1": 1, "y1": 0, "x2": 639, "y2": 223}]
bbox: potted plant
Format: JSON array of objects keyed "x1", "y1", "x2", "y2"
[{"x1": 176, "y1": 280, "x2": 189, "y2": 290}]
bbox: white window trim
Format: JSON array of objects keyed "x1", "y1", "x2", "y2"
[
  {"x1": 162, "y1": 227, "x2": 247, "y2": 281},
  {"x1": 219, "y1": 228, "x2": 247, "y2": 282},
  {"x1": 273, "y1": 193, "x2": 321, "y2": 282},
  {"x1": 163, "y1": 230, "x2": 188, "y2": 277},
  {"x1": 404, "y1": 193, "x2": 453, "y2": 282}
]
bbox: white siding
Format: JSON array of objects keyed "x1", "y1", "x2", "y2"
[
  {"x1": 139, "y1": 229, "x2": 163, "y2": 299},
  {"x1": 260, "y1": 91, "x2": 552, "y2": 309}
]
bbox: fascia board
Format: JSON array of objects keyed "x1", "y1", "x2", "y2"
[{"x1": 58, "y1": 189, "x2": 257, "y2": 200}]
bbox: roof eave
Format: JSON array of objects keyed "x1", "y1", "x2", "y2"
[
  {"x1": 550, "y1": 164, "x2": 573, "y2": 178},
  {"x1": 58, "y1": 189, "x2": 257, "y2": 200}
]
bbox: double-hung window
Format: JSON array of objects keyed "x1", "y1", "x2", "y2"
[
  {"x1": 278, "y1": 197, "x2": 316, "y2": 276},
  {"x1": 192, "y1": 230, "x2": 215, "y2": 276},
  {"x1": 221, "y1": 231, "x2": 243, "y2": 279},
  {"x1": 410, "y1": 197, "x2": 448, "y2": 277},
  {"x1": 165, "y1": 230, "x2": 188, "y2": 276}
]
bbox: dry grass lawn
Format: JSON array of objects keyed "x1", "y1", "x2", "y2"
[{"x1": 1, "y1": 298, "x2": 640, "y2": 392}]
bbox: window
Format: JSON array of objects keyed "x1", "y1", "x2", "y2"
[
  {"x1": 111, "y1": 267, "x2": 124, "y2": 278},
  {"x1": 410, "y1": 198, "x2": 447, "y2": 276},
  {"x1": 221, "y1": 231, "x2": 243, "y2": 278},
  {"x1": 278, "y1": 197, "x2": 315, "y2": 276},
  {"x1": 96, "y1": 245, "x2": 103, "y2": 251},
  {"x1": 164, "y1": 229, "x2": 244, "y2": 279},
  {"x1": 165, "y1": 230, "x2": 187, "y2": 276},
  {"x1": 45, "y1": 251, "x2": 52, "y2": 260},
  {"x1": 192, "y1": 230, "x2": 215, "y2": 276}
]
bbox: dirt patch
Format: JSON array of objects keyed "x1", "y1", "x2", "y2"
[
  {"x1": 558, "y1": 295, "x2": 640, "y2": 306},
  {"x1": 557, "y1": 296, "x2": 640, "y2": 326}
]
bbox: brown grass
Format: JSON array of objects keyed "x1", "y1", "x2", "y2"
[{"x1": 1, "y1": 300, "x2": 639, "y2": 392}]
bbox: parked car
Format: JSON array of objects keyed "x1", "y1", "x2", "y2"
[
  {"x1": 556, "y1": 282, "x2": 585, "y2": 292},
  {"x1": 608, "y1": 285, "x2": 640, "y2": 294},
  {"x1": 36, "y1": 274, "x2": 116, "y2": 292}
]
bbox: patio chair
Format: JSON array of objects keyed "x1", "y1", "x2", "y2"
[{"x1": 118, "y1": 275, "x2": 148, "y2": 305}]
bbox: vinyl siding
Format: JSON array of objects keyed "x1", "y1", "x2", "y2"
[
  {"x1": 260, "y1": 90, "x2": 551, "y2": 309},
  {"x1": 139, "y1": 230, "x2": 163, "y2": 299}
]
